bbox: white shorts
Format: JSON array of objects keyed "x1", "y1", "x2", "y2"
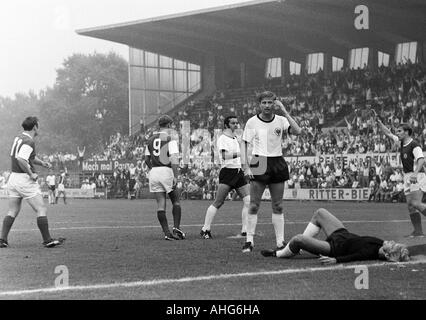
[
  {"x1": 148, "y1": 167, "x2": 174, "y2": 193},
  {"x1": 403, "y1": 172, "x2": 426, "y2": 195},
  {"x1": 7, "y1": 173, "x2": 42, "y2": 200},
  {"x1": 57, "y1": 184, "x2": 65, "y2": 192}
]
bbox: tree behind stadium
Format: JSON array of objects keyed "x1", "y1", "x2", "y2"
[
  {"x1": 0, "y1": 52, "x2": 128, "y2": 169},
  {"x1": 40, "y1": 51, "x2": 129, "y2": 154}
]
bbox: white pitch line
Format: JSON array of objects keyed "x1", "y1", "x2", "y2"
[
  {"x1": 0, "y1": 259, "x2": 425, "y2": 297},
  {"x1": 12, "y1": 220, "x2": 411, "y2": 232}
]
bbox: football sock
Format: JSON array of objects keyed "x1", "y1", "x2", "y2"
[
  {"x1": 157, "y1": 210, "x2": 170, "y2": 235},
  {"x1": 303, "y1": 222, "x2": 321, "y2": 238},
  {"x1": 172, "y1": 204, "x2": 181, "y2": 229},
  {"x1": 36, "y1": 216, "x2": 52, "y2": 242},
  {"x1": 246, "y1": 214, "x2": 258, "y2": 244},
  {"x1": 241, "y1": 196, "x2": 250, "y2": 234},
  {"x1": 272, "y1": 213, "x2": 285, "y2": 248},
  {"x1": 276, "y1": 242, "x2": 297, "y2": 258},
  {"x1": 409, "y1": 212, "x2": 423, "y2": 234},
  {"x1": 1, "y1": 216, "x2": 15, "y2": 241},
  {"x1": 202, "y1": 205, "x2": 217, "y2": 231}
]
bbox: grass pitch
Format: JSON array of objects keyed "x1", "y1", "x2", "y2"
[{"x1": 0, "y1": 199, "x2": 425, "y2": 300}]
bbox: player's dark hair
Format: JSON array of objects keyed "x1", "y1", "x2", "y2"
[
  {"x1": 158, "y1": 115, "x2": 173, "y2": 128},
  {"x1": 399, "y1": 123, "x2": 413, "y2": 136},
  {"x1": 224, "y1": 115, "x2": 238, "y2": 129},
  {"x1": 257, "y1": 91, "x2": 276, "y2": 103},
  {"x1": 21, "y1": 116, "x2": 39, "y2": 131}
]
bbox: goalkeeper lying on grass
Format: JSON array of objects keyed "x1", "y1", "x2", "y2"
[{"x1": 261, "y1": 208, "x2": 410, "y2": 264}]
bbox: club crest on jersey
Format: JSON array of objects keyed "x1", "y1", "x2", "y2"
[
  {"x1": 274, "y1": 128, "x2": 282, "y2": 136},
  {"x1": 404, "y1": 154, "x2": 408, "y2": 159}
]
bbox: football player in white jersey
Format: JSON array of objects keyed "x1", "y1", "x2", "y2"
[
  {"x1": 200, "y1": 115, "x2": 250, "y2": 239},
  {"x1": 378, "y1": 120, "x2": 426, "y2": 237},
  {"x1": 242, "y1": 91, "x2": 302, "y2": 253},
  {"x1": 56, "y1": 170, "x2": 67, "y2": 204},
  {"x1": 45, "y1": 169, "x2": 56, "y2": 204},
  {"x1": 0, "y1": 117, "x2": 64, "y2": 248}
]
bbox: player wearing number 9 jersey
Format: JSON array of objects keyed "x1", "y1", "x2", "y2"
[
  {"x1": 0, "y1": 116, "x2": 64, "y2": 248},
  {"x1": 144, "y1": 115, "x2": 185, "y2": 241}
]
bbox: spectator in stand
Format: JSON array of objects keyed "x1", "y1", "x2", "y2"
[
  {"x1": 377, "y1": 176, "x2": 390, "y2": 202},
  {"x1": 368, "y1": 176, "x2": 380, "y2": 202},
  {"x1": 77, "y1": 146, "x2": 85, "y2": 169},
  {"x1": 390, "y1": 181, "x2": 405, "y2": 203}
]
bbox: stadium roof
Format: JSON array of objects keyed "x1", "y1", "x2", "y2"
[{"x1": 77, "y1": 0, "x2": 426, "y2": 65}]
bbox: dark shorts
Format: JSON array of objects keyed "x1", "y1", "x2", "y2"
[
  {"x1": 129, "y1": 179, "x2": 136, "y2": 191},
  {"x1": 326, "y1": 228, "x2": 358, "y2": 257},
  {"x1": 250, "y1": 156, "x2": 289, "y2": 184},
  {"x1": 48, "y1": 185, "x2": 56, "y2": 191},
  {"x1": 219, "y1": 168, "x2": 248, "y2": 190}
]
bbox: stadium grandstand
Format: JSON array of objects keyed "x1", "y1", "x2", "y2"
[{"x1": 76, "y1": 0, "x2": 425, "y2": 132}]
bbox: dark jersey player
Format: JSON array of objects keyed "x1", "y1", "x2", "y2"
[
  {"x1": 0, "y1": 117, "x2": 64, "y2": 248},
  {"x1": 144, "y1": 115, "x2": 185, "y2": 241},
  {"x1": 261, "y1": 208, "x2": 410, "y2": 264},
  {"x1": 378, "y1": 120, "x2": 426, "y2": 237}
]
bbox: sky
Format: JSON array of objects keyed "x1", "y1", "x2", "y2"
[{"x1": 0, "y1": 0, "x2": 249, "y2": 98}]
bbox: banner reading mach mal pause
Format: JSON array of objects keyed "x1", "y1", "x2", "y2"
[{"x1": 82, "y1": 160, "x2": 139, "y2": 173}]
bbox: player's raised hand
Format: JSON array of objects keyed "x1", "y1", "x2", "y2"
[
  {"x1": 274, "y1": 99, "x2": 288, "y2": 114},
  {"x1": 43, "y1": 161, "x2": 52, "y2": 169},
  {"x1": 377, "y1": 118, "x2": 386, "y2": 129}
]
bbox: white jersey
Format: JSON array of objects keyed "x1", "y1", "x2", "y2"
[
  {"x1": 242, "y1": 114, "x2": 290, "y2": 157},
  {"x1": 217, "y1": 134, "x2": 241, "y2": 169},
  {"x1": 46, "y1": 174, "x2": 56, "y2": 186}
]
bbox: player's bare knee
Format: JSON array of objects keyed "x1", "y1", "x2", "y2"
[
  {"x1": 314, "y1": 208, "x2": 327, "y2": 217},
  {"x1": 7, "y1": 210, "x2": 19, "y2": 218},
  {"x1": 242, "y1": 196, "x2": 250, "y2": 206},
  {"x1": 407, "y1": 200, "x2": 419, "y2": 211},
  {"x1": 37, "y1": 207, "x2": 47, "y2": 217},
  {"x1": 213, "y1": 200, "x2": 224, "y2": 209},
  {"x1": 292, "y1": 234, "x2": 305, "y2": 245},
  {"x1": 312, "y1": 208, "x2": 326, "y2": 222},
  {"x1": 249, "y1": 203, "x2": 260, "y2": 213},
  {"x1": 272, "y1": 203, "x2": 283, "y2": 214},
  {"x1": 407, "y1": 205, "x2": 417, "y2": 214}
]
